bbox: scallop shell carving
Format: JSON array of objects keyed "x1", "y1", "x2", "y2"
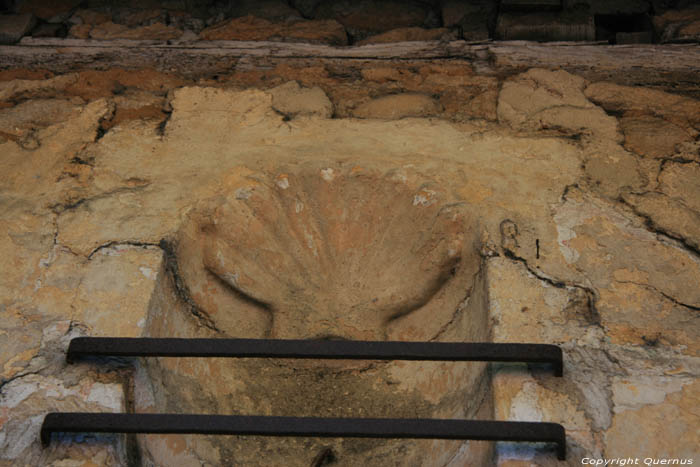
[{"x1": 171, "y1": 162, "x2": 483, "y2": 341}]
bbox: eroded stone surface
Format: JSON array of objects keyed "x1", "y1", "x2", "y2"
[
  {"x1": 199, "y1": 15, "x2": 348, "y2": 45},
  {"x1": 0, "y1": 67, "x2": 698, "y2": 465},
  {"x1": 269, "y1": 81, "x2": 333, "y2": 118},
  {"x1": 356, "y1": 27, "x2": 458, "y2": 45},
  {"x1": 352, "y1": 93, "x2": 443, "y2": 119}
]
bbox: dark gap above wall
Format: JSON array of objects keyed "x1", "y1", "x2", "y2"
[{"x1": 0, "y1": 0, "x2": 698, "y2": 45}]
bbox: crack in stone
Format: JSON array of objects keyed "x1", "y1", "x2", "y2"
[
  {"x1": 86, "y1": 240, "x2": 162, "y2": 260},
  {"x1": 614, "y1": 279, "x2": 700, "y2": 312},
  {"x1": 51, "y1": 184, "x2": 149, "y2": 215},
  {"x1": 428, "y1": 259, "x2": 484, "y2": 343},
  {"x1": 617, "y1": 196, "x2": 700, "y2": 258},
  {"x1": 159, "y1": 239, "x2": 222, "y2": 334},
  {"x1": 501, "y1": 248, "x2": 602, "y2": 326}
]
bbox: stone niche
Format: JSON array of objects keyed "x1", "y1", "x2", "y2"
[{"x1": 136, "y1": 161, "x2": 492, "y2": 466}]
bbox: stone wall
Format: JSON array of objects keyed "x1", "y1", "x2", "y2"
[
  {"x1": 0, "y1": 35, "x2": 699, "y2": 466},
  {"x1": 2, "y1": 0, "x2": 700, "y2": 45}
]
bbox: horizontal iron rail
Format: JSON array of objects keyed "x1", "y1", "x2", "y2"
[
  {"x1": 67, "y1": 337, "x2": 563, "y2": 376},
  {"x1": 41, "y1": 413, "x2": 566, "y2": 460}
]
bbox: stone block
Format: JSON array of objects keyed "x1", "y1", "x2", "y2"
[
  {"x1": 315, "y1": 0, "x2": 428, "y2": 40},
  {"x1": 352, "y1": 93, "x2": 442, "y2": 119},
  {"x1": 615, "y1": 30, "x2": 654, "y2": 43},
  {"x1": 0, "y1": 13, "x2": 36, "y2": 44},
  {"x1": 653, "y1": 7, "x2": 700, "y2": 43},
  {"x1": 269, "y1": 81, "x2": 333, "y2": 118},
  {"x1": 442, "y1": 1, "x2": 496, "y2": 40},
  {"x1": 356, "y1": 27, "x2": 458, "y2": 45},
  {"x1": 496, "y1": 10, "x2": 595, "y2": 41},
  {"x1": 500, "y1": 0, "x2": 561, "y2": 11},
  {"x1": 30, "y1": 22, "x2": 66, "y2": 38},
  {"x1": 200, "y1": 16, "x2": 348, "y2": 45},
  {"x1": 17, "y1": 0, "x2": 81, "y2": 22},
  {"x1": 567, "y1": 0, "x2": 651, "y2": 15}
]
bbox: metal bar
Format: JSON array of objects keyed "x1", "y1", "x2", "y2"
[
  {"x1": 41, "y1": 413, "x2": 566, "y2": 460},
  {"x1": 66, "y1": 338, "x2": 563, "y2": 376}
]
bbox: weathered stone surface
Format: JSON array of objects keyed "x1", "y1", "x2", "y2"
[
  {"x1": 315, "y1": 0, "x2": 428, "y2": 39},
  {"x1": 231, "y1": 0, "x2": 302, "y2": 21},
  {"x1": 620, "y1": 114, "x2": 694, "y2": 158},
  {"x1": 352, "y1": 93, "x2": 443, "y2": 119},
  {"x1": 111, "y1": 8, "x2": 167, "y2": 27},
  {"x1": 30, "y1": 23, "x2": 67, "y2": 38},
  {"x1": 269, "y1": 80, "x2": 333, "y2": 118},
  {"x1": 622, "y1": 159, "x2": 700, "y2": 252},
  {"x1": 357, "y1": 63, "x2": 498, "y2": 121},
  {"x1": 68, "y1": 8, "x2": 111, "y2": 25},
  {"x1": 584, "y1": 81, "x2": 700, "y2": 131},
  {"x1": 653, "y1": 7, "x2": 700, "y2": 43},
  {"x1": 0, "y1": 14, "x2": 36, "y2": 45},
  {"x1": 291, "y1": 0, "x2": 323, "y2": 18},
  {"x1": 1, "y1": 64, "x2": 699, "y2": 465},
  {"x1": 498, "y1": 68, "x2": 621, "y2": 141},
  {"x1": 356, "y1": 27, "x2": 458, "y2": 45},
  {"x1": 199, "y1": 15, "x2": 348, "y2": 45},
  {"x1": 67, "y1": 23, "x2": 92, "y2": 39},
  {"x1": 606, "y1": 379, "x2": 699, "y2": 458},
  {"x1": 583, "y1": 145, "x2": 645, "y2": 198},
  {"x1": 142, "y1": 160, "x2": 491, "y2": 465},
  {"x1": 442, "y1": 0, "x2": 495, "y2": 40},
  {"x1": 17, "y1": 0, "x2": 82, "y2": 22},
  {"x1": 0, "y1": 73, "x2": 78, "y2": 103},
  {"x1": 87, "y1": 21, "x2": 183, "y2": 40},
  {"x1": 0, "y1": 98, "x2": 83, "y2": 138},
  {"x1": 496, "y1": 10, "x2": 595, "y2": 41}
]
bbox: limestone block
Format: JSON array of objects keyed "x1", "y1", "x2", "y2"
[
  {"x1": 487, "y1": 257, "x2": 595, "y2": 345},
  {"x1": 0, "y1": 74, "x2": 78, "y2": 102},
  {"x1": 352, "y1": 93, "x2": 442, "y2": 119},
  {"x1": 68, "y1": 8, "x2": 111, "y2": 25},
  {"x1": 622, "y1": 160, "x2": 700, "y2": 252},
  {"x1": 356, "y1": 27, "x2": 458, "y2": 45},
  {"x1": 653, "y1": 7, "x2": 700, "y2": 43},
  {"x1": 498, "y1": 68, "x2": 621, "y2": 141},
  {"x1": 496, "y1": 10, "x2": 595, "y2": 41},
  {"x1": 72, "y1": 245, "x2": 163, "y2": 337},
  {"x1": 492, "y1": 371, "x2": 599, "y2": 465},
  {"x1": 584, "y1": 81, "x2": 700, "y2": 131},
  {"x1": 620, "y1": 115, "x2": 694, "y2": 158},
  {"x1": 67, "y1": 23, "x2": 92, "y2": 39},
  {"x1": 199, "y1": 15, "x2": 348, "y2": 45},
  {"x1": 605, "y1": 380, "x2": 699, "y2": 459},
  {"x1": 552, "y1": 188, "x2": 700, "y2": 308},
  {"x1": 88, "y1": 21, "x2": 183, "y2": 40},
  {"x1": 0, "y1": 98, "x2": 83, "y2": 137},
  {"x1": 269, "y1": 81, "x2": 333, "y2": 118},
  {"x1": 315, "y1": 0, "x2": 428, "y2": 40}
]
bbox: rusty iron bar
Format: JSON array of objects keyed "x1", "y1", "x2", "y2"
[
  {"x1": 66, "y1": 337, "x2": 563, "y2": 376},
  {"x1": 41, "y1": 413, "x2": 566, "y2": 460}
]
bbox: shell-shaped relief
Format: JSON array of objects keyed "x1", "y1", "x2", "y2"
[
  {"x1": 168, "y1": 161, "x2": 485, "y2": 342},
  {"x1": 138, "y1": 162, "x2": 492, "y2": 466}
]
